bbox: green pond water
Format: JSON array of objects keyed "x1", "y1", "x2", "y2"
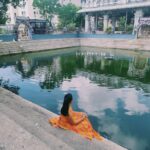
[{"x1": 0, "y1": 47, "x2": 150, "y2": 150}]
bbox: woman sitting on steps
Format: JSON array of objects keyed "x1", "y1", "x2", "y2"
[{"x1": 49, "y1": 93, "x2": 103, "y2": 141}]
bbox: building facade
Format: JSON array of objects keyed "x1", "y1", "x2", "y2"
[
  {"x1": 6, "y1": 0, "x2": 43, "y2": 25},
  {"x1": 60, "y1": 0, "x2": 81, "y2": 6},
  {"x1": 78, "y1": 0, "x2": 150, "y2": 33},
  {"x1": 6, "y1": 0, "x2": 81, "y2": 26}
]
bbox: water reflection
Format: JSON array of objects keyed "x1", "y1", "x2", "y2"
[
  {"x1": 128, "y1": 56, "x2": 150, "y2": 79},
  {"x1": 0, "y1": 48, "x2": 150, "y2": 150},
  {"x1": 0, "y1": 78, "x2": 20, "y2": 94}
]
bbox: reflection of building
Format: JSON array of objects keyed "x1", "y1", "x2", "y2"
[
  {"x1": 80, "y1": 71, "x2": 150, "y2": 93},
  {"x1": 128, "y1": 56, "x2": 150, "y2": 78},
  {"x1": 78, "y1": 0, "x2": 150, "y2": 33},
  {"x1": 17, "y1": 55, "x2": 63, "y2": 89},
  {"x1": 77, "y1": 49, "x2": 150, "y2": 81},
  {"x1": 20, "y1": 58, "x2": 32, "y2": 74}
]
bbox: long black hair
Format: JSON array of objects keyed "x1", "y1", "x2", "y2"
[{"x1": 61, "y1": 93, "x2": 73, "y2": 116}]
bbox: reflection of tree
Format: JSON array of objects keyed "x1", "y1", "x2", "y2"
[
  {"x1": 0, "y1": 78, "x2": 20, "y2": 94},
  {"x1": 16, "y1": 60, "x2": 35, "y2": 78},
  {"x1": 16, "y1": 57, "x2": 53, "y2": 78},
  {"x1": 38, "y1": 54, "x2": 85, "y2": 89},
  {"x1": 80, "y1": 71, "x2": 150, "y2": 93},
  {"x1": 0, "y1": 49, "x2": 150, "y2": 91},
  {"x1": 40, "y1": 53, "x2": 150, "y2": 90},
  {"x1": 60, "y1": 55, "x2": 77, "y2": 79},
  {"x1": 78, "y1": 53, "x2": 150, "y2": 83},
  {"x1": 40, "y1": 55, "x2": 82, "y2": 89},
  {"x1": 128, "y1": 56, "x2": 150, "y2": 79},
  {"x1": 85, "y1": 57, "x2": 129, "y2": 77},
  {"x1": 40, "y1": 58, "x2": 63, "y2": 89}
]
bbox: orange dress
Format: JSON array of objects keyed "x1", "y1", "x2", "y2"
[{"x1": 49, "y1": 107, "x2": 103, "y2": 141}]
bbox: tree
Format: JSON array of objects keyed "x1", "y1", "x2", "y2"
[
  {"x1": 118, "y1": 16, "x2": 126, "y2": 31},
  {"x1": 33, "y1": 0, "x2": 60, "y2": 23},
  {"x1": 57, "y1": 3, "x2": 82, "y2": 30},
  {"x1": 0, "y1": 0, "x2": 21, "y2": 24}
]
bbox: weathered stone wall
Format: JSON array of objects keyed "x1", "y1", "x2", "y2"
[
  {"x1": 0, "y1": 38, "x2": 150, "y2": 56},
  {"x1": 18, "y1": 38, "x2": 80, "y2": 52},
  {"x1": 0, "y1": 38, "x2": 80, "y2": 56},
  {"x1": 0, "y1": 42, "x2": 23, "y2": 56},
  {"x1": 80, "y1": 38, "x2": 150, "y2": 51}
]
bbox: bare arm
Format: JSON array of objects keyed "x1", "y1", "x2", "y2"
[
  {"x1": 69, "y1": 113, "x2": 86, "y2": 125},
  {"x1": 70, "y1": 107, "x2": 87, "y2": 116}
]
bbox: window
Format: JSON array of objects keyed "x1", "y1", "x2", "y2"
[{"x1": 22, "y1": 11, "x2": 26, "y2": 16}]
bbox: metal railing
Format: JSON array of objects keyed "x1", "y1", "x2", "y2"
[
  {"x1": 81, "y1": 0, "x2": 149, "y2": 8},
  {"x1": 0, "y1": 33, "x2": 135, "y2": 42}
]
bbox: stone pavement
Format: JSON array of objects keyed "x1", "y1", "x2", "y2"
[{"x1": 0, "y1": 87, "x2": 127, "y2": 150}]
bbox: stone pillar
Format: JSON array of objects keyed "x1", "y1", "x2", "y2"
[
  {"x1": 133, "y1": 9, "x2": 143, "y2": 34},
  {"x1": 91, "y1": 16, "x2": 96, "y2": 33},
  {"x1": 111, "y1": 17, "x2": 116, "y2": 34},
  {"x1": 95, "y1": 13, "x2": 98, "y2": 30},
  {"x1": 85, "y1": 13, "x2": 90, "y2": 33},
  {"x1": 103, "y1": 14, "x2": 109, "y2": 32}
]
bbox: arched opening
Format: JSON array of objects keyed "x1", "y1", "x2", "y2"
[{"x1": 14, "y1": 17, "x2": 32, "y2": 41}]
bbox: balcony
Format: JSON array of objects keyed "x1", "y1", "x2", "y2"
[{"x1": 79, "y1": 0, "x2": 150, "y2": 13}]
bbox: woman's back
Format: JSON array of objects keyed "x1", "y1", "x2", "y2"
[{"x1": 49, "y1": 93, "x2": 103, "y2": 141}]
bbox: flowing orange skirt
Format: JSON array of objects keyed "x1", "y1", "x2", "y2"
[{"x1": 49, "y1": 112, "x2": 103, "y2": 141}]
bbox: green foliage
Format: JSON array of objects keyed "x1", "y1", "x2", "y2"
[
  {"x1": 66, "y1": 23, "x2": 76, "y2": 31},
  {"x1": 57, "y1": 3, "x2": 82, "y2": 31},
  {"x1": 75, "y1": 13, "x2": 84, "y2": 28},
  {"x1": 0, "y1": 28, "x2": 7, "y2": 34},
  {"x1": 0, "y1": 15, "x2": 8, "y2": 24},
  {"x1": 118, "y1": 16, "x2": 126, "y2": 31},
  {"x1": 126, "y1": 24, "x2": 133, "y2": 33},
  {"x1": 57, "y1": 23, "x2": 63, "y2": 30},
  {"x1": 106, "y1": 27, "x2": 112, "y2": 34},
  {"x1": 0, "y1": 0, "x2": 21, "y2": 24},
  {"x1": 33, "y1": 0, "x2": 60, "y2": 21},
  {"x1": 97, "y1": 22, "x2": 103, "y2": 30},
  {"x1": 118, "y1": 16, "x2": 134, "y2": 33},
  {"x1": 0, "y1": 28, "x2": 3, "y2": 34}
]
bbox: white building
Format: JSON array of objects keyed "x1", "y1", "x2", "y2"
[
  {"x1": 6, "y1": 0, "x2": 81, "y2": 26},
  {"x1": 78, "y1": 0, "x2": 150, "y2": 33},
  {"x1": 6, "y1": 0, "x2": 43, "y2": 25},
  {"x1": 60, "y1": 0, "x2": 81, "y2": 6}
]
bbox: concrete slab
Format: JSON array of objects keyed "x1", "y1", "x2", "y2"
[{"x1": 0, "y1": 87, "x2": 127, "y2": 150}]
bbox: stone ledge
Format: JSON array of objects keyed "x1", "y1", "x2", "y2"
[
  {"x1": 0, "y1": 87, "x2": 127, "y2": 150},
  {"x1": 0, "y1": 38, "x2": 150, "y2": 56}
]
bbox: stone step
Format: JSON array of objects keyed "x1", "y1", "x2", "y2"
[
  {"x1": 0, "y1": 88, "x2": 127, "y2": 150},
  {"x1": 0, "y1": 103, "x2": 74, "y2": 150},
  {"x1": 0, "y1": 112, "x2": 73, "y2": 150},
  {"x1": 0, "y1": 42, "x2": 23, "y2": 56}
]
